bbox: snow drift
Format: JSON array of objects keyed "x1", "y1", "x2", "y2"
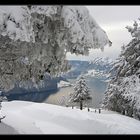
[{"x1": 1, "y1": 101, "x2": 140, "y2": 134}]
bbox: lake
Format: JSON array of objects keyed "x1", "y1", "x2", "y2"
[{"x1": 6, "y1": 78, "x2": 107, "y2": 108}]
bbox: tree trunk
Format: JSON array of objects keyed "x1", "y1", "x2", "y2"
[
  {"x1": 80, "y1": 101, "x2": 83, "y2": 110},
  {"x1": 99, "y1": 108, "x2": 101, "y2": 113},
  {"x1": 121, "y1": 110, "x2": 125, "y2": 115},
  {"x1": 0, "y1": 116, "x2": 5, "y2": 123}
]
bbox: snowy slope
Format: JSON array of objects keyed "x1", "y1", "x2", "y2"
[
  {"x1": 0, "y1": 122, "x2": 18, "y2": 134},
  {"x1": 1, "y1": 101, "x2": 140, "y2": 134}
]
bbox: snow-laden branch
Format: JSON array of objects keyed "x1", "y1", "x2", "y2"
[{"x1": 0, "y1": 6, "x2": 111, "y2": 91}]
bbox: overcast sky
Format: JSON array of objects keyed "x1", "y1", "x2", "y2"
[{"x1": 67, "y1": 6, "x2": 140, "y2": 61}]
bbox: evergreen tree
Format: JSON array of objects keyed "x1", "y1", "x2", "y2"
[
  {"x1": 0, "y1": 6, "x2": 110, "y2": 92},
  {"x1": 0, "y1": 92, "x2": 2, "y2": 111},
  {"x1": 102, "y1": 20, "x2": 140, "y2": 120},
  {"x1": 69, "y1": 76, "x2": 92, "y2": 110},
  {"x1": 0, "y1": 92, "x2": 6, "y2": 123}
]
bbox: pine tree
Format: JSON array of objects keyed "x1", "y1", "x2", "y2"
[
  {"x1": 0, "y1": 6, "x2": 110, "y2": 92},
  {"x1": 69, "y1": 76, "x2": 92, "y2": 110},
  {"x1": 102, "y1": 19, "x2": 140, "y2": 120},
  {"x1": 0, "y1": 92, "x2": 6, "y2": 123},
  {"x1": 0, "y1": 93, "x2": 2, "y2": 111}
]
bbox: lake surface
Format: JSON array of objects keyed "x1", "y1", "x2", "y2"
[{"x1": 44, "y1": 87, "x2": 73, "y2": 106}]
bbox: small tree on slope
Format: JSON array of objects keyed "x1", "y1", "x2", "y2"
[{"x1": 69, "y1": 76, "x2": 92, "y2": 110}]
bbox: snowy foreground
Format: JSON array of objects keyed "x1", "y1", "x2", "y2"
[{"x1": 1, "y1": 101, "x2": 140, "y2": 134}]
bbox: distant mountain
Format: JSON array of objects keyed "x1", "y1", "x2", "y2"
[{"x1": 63, "y1": 57, "x2": 113, "y2": 81}]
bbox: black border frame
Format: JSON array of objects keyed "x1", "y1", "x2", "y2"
[{"x1": 0, "y1": 0, "x2": 140, "y2": 137}]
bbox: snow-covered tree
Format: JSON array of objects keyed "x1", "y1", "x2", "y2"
[
  {"x1": 0, "y1": 6, "x2": 110, "y2": 92},
  {"x1": 102, "y1": 19, "x2": 140, "y2": 120},
  {"x1": 0, "y1": 92, "x2": 6, "y2": 123},
  {"x1": 0, "y1": 92, "x2": 2, "y2": 111},
  {"x1": 69, "y1": 76, "x2": 92, "y2": 110}
]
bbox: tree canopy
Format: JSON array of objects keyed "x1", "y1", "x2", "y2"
[
  {"x1": 102, "y1": 20, "x2": 140, "y2": 120},
  {"x1": 0, "y1": 6, "x2": 110, "y2": 92}
]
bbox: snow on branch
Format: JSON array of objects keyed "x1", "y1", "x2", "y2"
[
  {"x1": 126, "y1": 20, "x2": 140, "y2": 39},
  {"x1": 0, "y1": 6, "x2": 110, "y2": 91}
]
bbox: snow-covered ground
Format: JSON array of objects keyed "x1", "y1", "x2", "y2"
[
  {"x1": 57, "y1": 80, "x2": 72, "y2": 88},
  {"x1": 1, "y1": 101, "x2": 140, "y2": 134},
  {"x1": 0, "y1": 122, "x2": 18, "y2": 134}
]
